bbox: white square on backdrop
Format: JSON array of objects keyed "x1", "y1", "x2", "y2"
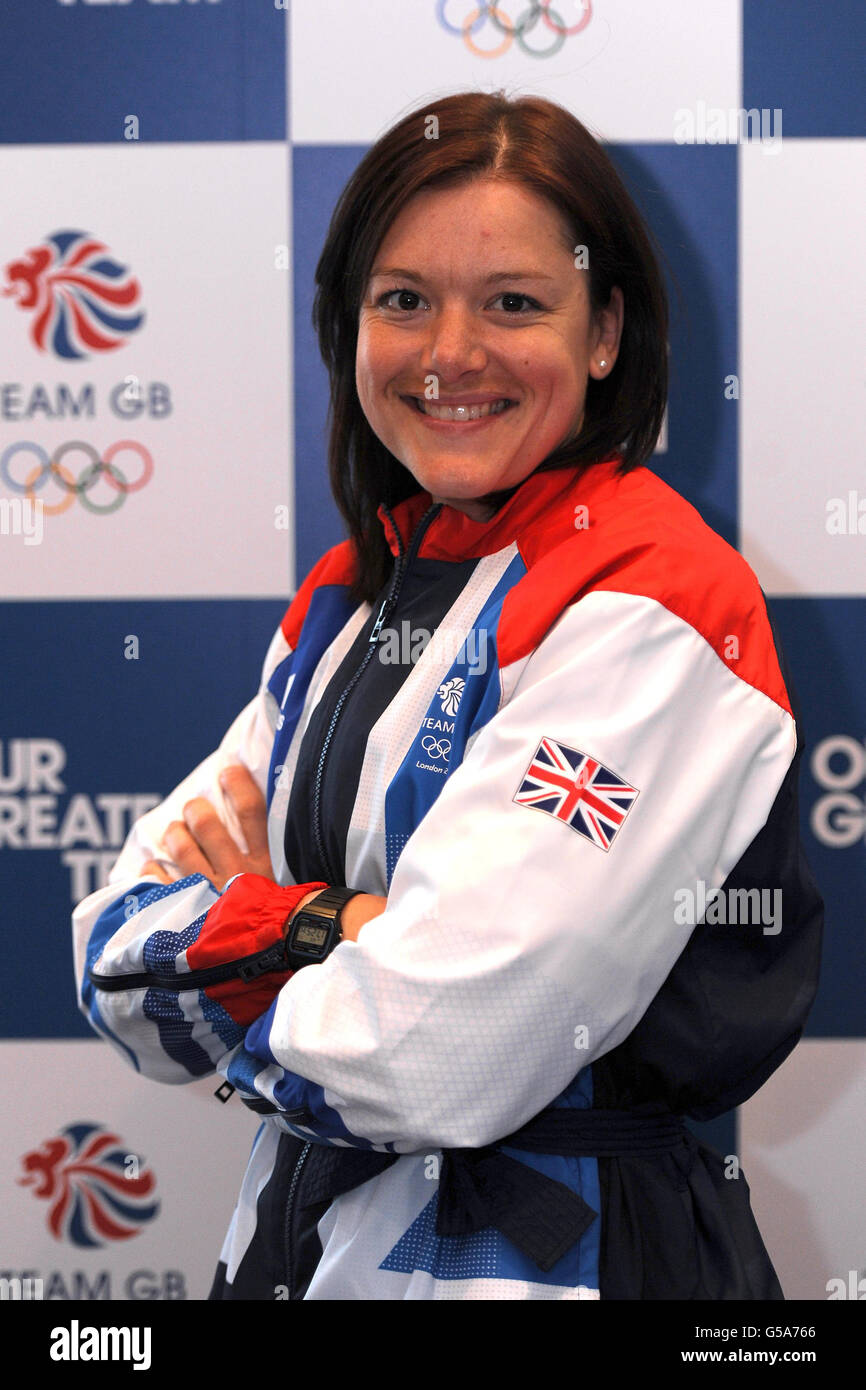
[
  {"x1": 290, "y1": 0, "x2": 741, "y2": 145},
  {"x1": 739, "y1": 1038, "x2": 866, "y2": 1300},
  {"x1": 0, "y1": 1040, "x2": 259, "y2": 1299},
  {"x1": 0, "y1": 144, "x2": 293, "y2": 599},
  {"x1": 740, "y1": 138, "x2": 866, "y2": 596}
]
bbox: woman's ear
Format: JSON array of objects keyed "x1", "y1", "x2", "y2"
[{"x1": 589, "y1": 285, "x2": 624, "y2": 378}]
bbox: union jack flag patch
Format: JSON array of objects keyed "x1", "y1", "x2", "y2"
[{"x1": 513, "y1": 737, "x2": 639, "y2": 851}]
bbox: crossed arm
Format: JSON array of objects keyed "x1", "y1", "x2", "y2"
[{"x1": 139, "y1": 761, "x2": 387, "y2": 943}]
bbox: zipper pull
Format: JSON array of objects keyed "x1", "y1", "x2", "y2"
[
  {"x1": 237, "y1": 943, "x2": 289, "y2": 982},
  {"x1": 368, "y1": 597, "x2": 390, "y2": 644}
]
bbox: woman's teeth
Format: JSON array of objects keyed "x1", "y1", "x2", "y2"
[{"x1": 412, "y1": 397, "x2": 514, "y2": 421}]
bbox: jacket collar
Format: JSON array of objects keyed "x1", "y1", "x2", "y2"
[{"x1": 376, "y1": 456, "x2": 624, "y2": 561}]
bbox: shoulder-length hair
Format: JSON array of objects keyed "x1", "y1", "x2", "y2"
[{"x1": 312, "y1": 91, "x2": 668, "y2": 605}]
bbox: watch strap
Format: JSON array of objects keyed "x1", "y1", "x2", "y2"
[{"x1": 297, "y1": 886, "x2": 363, "y2": 925}]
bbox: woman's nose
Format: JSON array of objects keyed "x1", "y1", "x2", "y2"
[{"x1": 425, "y1": 301, "x2": 488, "y2": 378}]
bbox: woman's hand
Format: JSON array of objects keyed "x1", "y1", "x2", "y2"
[
  {"x1": 139, "y1": 762, "x2": 388, "y2": 941},
  {"x1": 140, "y1": 764, "x2": 274, "y2": 891}
]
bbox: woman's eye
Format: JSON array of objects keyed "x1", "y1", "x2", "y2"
[
  {"x1": 377, "y1": 289, "x2": 425, "y2": 311},
  {"x1": 492, "y1": 293, "x2": 541, "y2": 313},
  {"x1": 374, "y1": 289, "x2": 542, "y2": 314}
]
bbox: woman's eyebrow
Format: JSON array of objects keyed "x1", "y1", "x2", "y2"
[{"x1": 368, "y1": 266, "x2": 558, "y2": 284}]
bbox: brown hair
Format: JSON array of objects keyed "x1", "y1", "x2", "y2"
[{"x1": 312, "y1": 91, "x2": 668, "y2": 604}]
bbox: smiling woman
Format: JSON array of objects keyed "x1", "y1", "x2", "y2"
[
  {"x1": 315, "y1": 90, "x2": 668, "y2": 604},
  {"x1": 73, "y1": 90, "x2": 822, "y2": 1302},
  {"x1": 355, "y1": 178, "x2": 623, "y2": 521}
]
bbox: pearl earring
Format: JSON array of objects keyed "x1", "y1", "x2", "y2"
[{"x1": 598, "y1": 360, "x2": 607, "y2": 370}]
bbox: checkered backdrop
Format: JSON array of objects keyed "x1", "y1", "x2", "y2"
[{"x1": 0, "y1": 0, "x2": 862, "y2": 1301}]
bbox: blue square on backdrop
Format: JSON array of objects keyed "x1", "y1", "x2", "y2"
[
  {"x1": 0, "y1": 0, "x2": 286, "y2": 144},
  {"x1": 293, "y1": 145, "x2": 368, "y2": 582},
  {"x1": 743, "y1": 0, "x2": 866, "y2": 138},
  {"x1": 767, "y1": 596, "x2": 866, "y2": 1039},
  {"x1": 1, "y1": 598, "x2": 285, "y2": 1037}
]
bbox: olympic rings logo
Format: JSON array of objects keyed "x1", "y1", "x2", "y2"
[
  {"x1": 0, "y1": 440, "x2": 154, "y2": 515},
  {"x1": 421, "y1": 735, "x2": 452, "y2": 761},
  {"x1": 435, "y1": 0, "x2": 592, "y2": 58}
]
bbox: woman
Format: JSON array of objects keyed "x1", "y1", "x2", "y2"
[{"x1": 73, "y1": 92, "x2": 823, "y2": 1300}]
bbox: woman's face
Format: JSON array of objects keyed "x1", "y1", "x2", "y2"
[{"x1": 356, "y1": 177, "x2": 623, "y2": 520}]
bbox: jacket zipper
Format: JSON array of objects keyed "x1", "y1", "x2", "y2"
[
  {"x1": 280, "y1": 507, "x2": 440, "y2": 1292},
  {"x1": 88, "y1": 939, "x2": 291, "y2": 993},
  {"x1": 311, "y1": 501, "x2": 442, "y2": 883},
  {"x1": 283, "y1": 1140, "x2": 312, "y2": 1299}
]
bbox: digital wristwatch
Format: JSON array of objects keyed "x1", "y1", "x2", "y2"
[{"x1": 283, "y1": 886, "x2": 362, "y2": 970}]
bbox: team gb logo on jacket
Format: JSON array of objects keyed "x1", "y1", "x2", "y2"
[
  {"x1": 514, "y1": 737, "x2": 639, "y2": 851},
  {"x1": 438, "y1": 677, "x2": 464, "y2": 715}
]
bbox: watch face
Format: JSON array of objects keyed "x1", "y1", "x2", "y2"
[
  {"x1": 288, "y1": 913, "x2": 338, "y2": 963},
  {"x1": 294, "y1": 921, "x2": 330, "y2": 950}
]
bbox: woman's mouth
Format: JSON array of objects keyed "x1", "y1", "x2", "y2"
[{"x1": 403, "y1": 396, "x2": 517, "y2": 423}]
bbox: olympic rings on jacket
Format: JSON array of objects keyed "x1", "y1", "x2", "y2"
[
  {"x1": 0, "y1": 440, "x2": 154, "y2": 515},
  {"x1": 421, "y1": 735, "x2": 452, "y2": 761},
  {"x1": 435, "y1": 0, "x2": 591, "y2": 58}
]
